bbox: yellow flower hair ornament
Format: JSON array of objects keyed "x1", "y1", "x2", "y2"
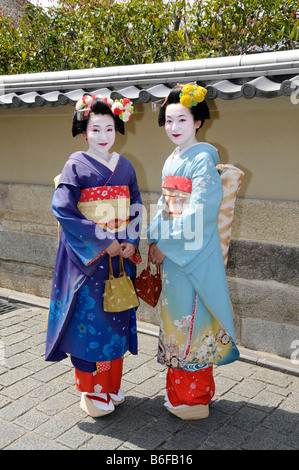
[{"x1": 178, "y1": 84, "x2": 207, "y2": 108}]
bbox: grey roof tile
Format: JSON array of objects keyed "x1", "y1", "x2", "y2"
[
  {"x1": 1, "y1": 51, "x2": 299, "y2": 108},
  {"x1": 280, "y1": 76, "x2": 299, "y2": 95},
  {"x1": 212, "y1": 80, "x2": 242, "y2": 99}
]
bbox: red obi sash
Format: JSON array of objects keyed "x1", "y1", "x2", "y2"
[
  {"x1": 163, "y1": 176, "x2": 192, "y2": 193},
  {"x1": 79, "y1": 185, "x2": 130, "y2": 202}
]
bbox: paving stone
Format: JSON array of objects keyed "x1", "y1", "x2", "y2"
[
  {"x1": 36, "y1": 391, "x2": 79, "y2": 416},
  {"x1": 1, "y1": 351, "x2": 36, "y2": 369},
  {"x1": 248, "y1": 389, "x2": 284, "y2": 411},
  {"x1": 29, "y1": 379, "x2": 69, "y2": 401},
  {"x1": 1, "y1": 377, "x2": 43, "y2": 400},
  {"x1": 216, "y1": 361, "x2": 255, "y2": 382},
  {"x1": 231, "y1": 378, "x2": 266, "y2": 399},
  {"x1": 79, "y1": 429, "x2": 125, "y2": 450},
  {"x1": 123, "y1": 364, "x2": 157, "y2": 385},
  {"x1": 153, "y1": 409, "x2": 186, "y2": 433},
  {"x1": 133, "y1": 376, "x2": 165, "y2": 397},
  {"x1": 56, "y1": 424, "x2": 94, "y2": 449},
  {"x1": 14, "y1": 408, "x2": 49, "y2": 431},
  {"x1": 0, "y1": 420, "x2": 25, "y2": 449},
  {"x1": 110, "y1": 408, "x2": 153, "y2": 434},
  {"x1": 123, "y1": 353, "x2": 153, "y2": 373},
  {"x1": 229, "y1": 406, "x2": 267, "y2": 432},
  {"x1": 1, "y1": 304, "x2": 299, "y2": 451},
  {"x1": 4, "y1": 342, "x2": 31, "y2": 358},
  {"x1": 262, "y1": 407, "x2": 299, "y2": 434},
  {"x1": 162, "y1": 427, "x2": 207, "y2": 450},
  {"x1": 32, "y1": 362, "x2": 71, "y2": 383},
  {"x1": 252, "y1": 369, "x2": 293, "y2": 388},
  {"x1": 285, "y1": 424, "x2": 299, "y2": 449},
  {"x1": 135, "y1": 394, "x2": 166, "y2": 418},
  {"x1": 213, "y1": 376, "x2": 239, "y2": 396},
  {"x1": 241, "y1": 425, "x2": 286, "y2": 450},
  {"x1": 22, "y1": 357, "x2": 52, "y2": 373},
  {"x1": 0, "y1": 395, "x2": 11, "y2": 410},
  {"x1": 0, "y1": 324, "x2": 24, "y2": 337},
  {"x1": 5, "y1": 433, "x2": 65, "y2": 450},
  {"x1": 189, "y1": 407, "x2": 231, "y2": 433},
  {"x1": 23, "y1": 332, "x2": 46, "y2": 347},
  {"x1": 123, "y1": 420, "x2": 172, "y2": 450},
  {"x1": 205, "y1": 423, "x2": 250, "y2": 450},
  {"x1": 58, "y1": 369, "x2": 76, "y2": 385},
  {"x1": 0, "y1": 367, "x2": 33, "y2": 387},
  {"x1": 1, "y1": 331, "x2": 31, "y2": 347},
  {"x1": 212, "y1": 392, "x2": 246, "y2": 415},
  {"x1": 35, "y1": 411, "x2": 81, "y2": 439},
  {"x1": 0, "y1": 396, "x2": 39, "y2": 421}
]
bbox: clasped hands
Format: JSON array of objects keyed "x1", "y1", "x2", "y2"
[
  {"x1": 106, "y1": 240, "x2": 136, "y2": 258},
  {"x1": 106, "y1": 240, "x2": 165, "y2": 266}
]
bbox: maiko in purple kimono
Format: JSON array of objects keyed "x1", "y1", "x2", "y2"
[{"x1": 45, "y1": 151, "x2": 142, "y2": 366}]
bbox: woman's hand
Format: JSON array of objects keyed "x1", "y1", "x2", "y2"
[
  {"x1": 149, "y1": 243, "x2": 165, "y2": 266},
  {"x1": 105, "y1": 240, "x2": 122, "y2": 257},
  {"x1": 120, "y1": 242, "x2": 136, "y2": 258}
]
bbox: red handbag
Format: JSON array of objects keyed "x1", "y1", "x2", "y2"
[{"x1": 134, "y1": 246, "x2": 162, "y2": 307}]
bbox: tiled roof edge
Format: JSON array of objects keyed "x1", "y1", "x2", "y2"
[{"x1": 1, "y1": 50, "x2": 299, "y2": 106}]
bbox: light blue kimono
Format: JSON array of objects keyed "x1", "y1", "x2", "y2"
[{"x1": 148, "y1": 143, "x2": 239, "y2": 372}]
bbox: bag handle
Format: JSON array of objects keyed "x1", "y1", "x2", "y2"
[
  {"x1": 119, "y1": 255, "x2": 125, "y2": 276},
  {"x1": 109, "y1": 255, "x2": 126, "y2": 279},
  {"x1": 109, "y1": 256, "x2": 114, "y2": 279}
]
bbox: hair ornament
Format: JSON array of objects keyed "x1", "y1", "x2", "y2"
[
  {"x1": 74, "y1": 94, "x2": 134, "y2": 122},
  {"x1": 74, "y1": 94, "x2": 93, "y2": 120},
  {"x1": 111, "y1": 98, "x2": 134, "y2": 122},
  {"x1": 178, "y1": 83, "x2": 207, "y2": 108}
]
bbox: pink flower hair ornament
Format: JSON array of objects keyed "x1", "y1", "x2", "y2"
[{"x1": 74, "y1": 94, "x2": 134, "y2": 122}]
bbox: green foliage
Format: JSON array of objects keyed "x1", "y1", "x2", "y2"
[
  {"x1": 0, "y1": 0, "x2": 298, "y2": 74},
  {"x1": 191, "y1": 0, "x2": 299, "y2": 56}
]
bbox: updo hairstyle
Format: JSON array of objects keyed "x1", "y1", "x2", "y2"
[
  {"x1": 72, "y1": 95, "x2": 125, "y2": 137},
  {"x1": 158, "y1": 86, "x2": 210, "y2": 130}
]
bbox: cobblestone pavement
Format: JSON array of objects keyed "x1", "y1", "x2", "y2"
[{"x1": 0, "y1": 302, "x2": 299, "y2": 452}]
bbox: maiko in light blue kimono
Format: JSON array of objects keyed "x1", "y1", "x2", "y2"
[{"x1": 148, "y1": 143, "x2": 239, "y2": 372}]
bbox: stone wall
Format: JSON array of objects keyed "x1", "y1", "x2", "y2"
[{"x1": 0, "y1": 182, "x2": 299, "y2": 359}]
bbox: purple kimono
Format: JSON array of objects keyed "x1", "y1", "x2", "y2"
[{"x1": 45, "y1": 152, "x2": 142, "y2": 369}]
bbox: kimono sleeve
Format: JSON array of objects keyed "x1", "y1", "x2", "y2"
[
  {"x1": 148, "y1": 152, "x2": 223, "y2": 269},
  {"x1": 52, "y1": 162, "x2": 115, "y2": 267}
]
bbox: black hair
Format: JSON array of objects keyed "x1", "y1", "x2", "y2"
[
  {"x1": 158, "y1": 86, "x2": 210, "y2": 130},
  {"x1": 72, "y1": 95, "x2": 125, "y2": 137}
]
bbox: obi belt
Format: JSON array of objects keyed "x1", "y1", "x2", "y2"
[{"x1": 77, "y1": 185, "x2": 130, "y2": 233}]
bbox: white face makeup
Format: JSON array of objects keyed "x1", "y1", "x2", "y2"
[
  {"x1": 84, "y1": 113, "x2": 116, "y2": 160},
  {"x1": 165, "y1": 103, "x2": 201, "y2": 151}
]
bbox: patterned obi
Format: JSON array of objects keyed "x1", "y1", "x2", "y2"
[
  {"x1": 77, "y1": 185, "x2": 130, "y2": 233},
  {"x1": 162, "y1": 176, "x2": 192, "y2": 220}
]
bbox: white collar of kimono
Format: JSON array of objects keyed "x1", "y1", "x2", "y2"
[{"x1": 86, "y1": 151, "x2": 119, "y2": 171}]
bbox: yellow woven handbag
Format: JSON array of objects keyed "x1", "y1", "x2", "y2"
[{"x1": 103, "y1": 256, "x2": 139, "y2": 312}]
